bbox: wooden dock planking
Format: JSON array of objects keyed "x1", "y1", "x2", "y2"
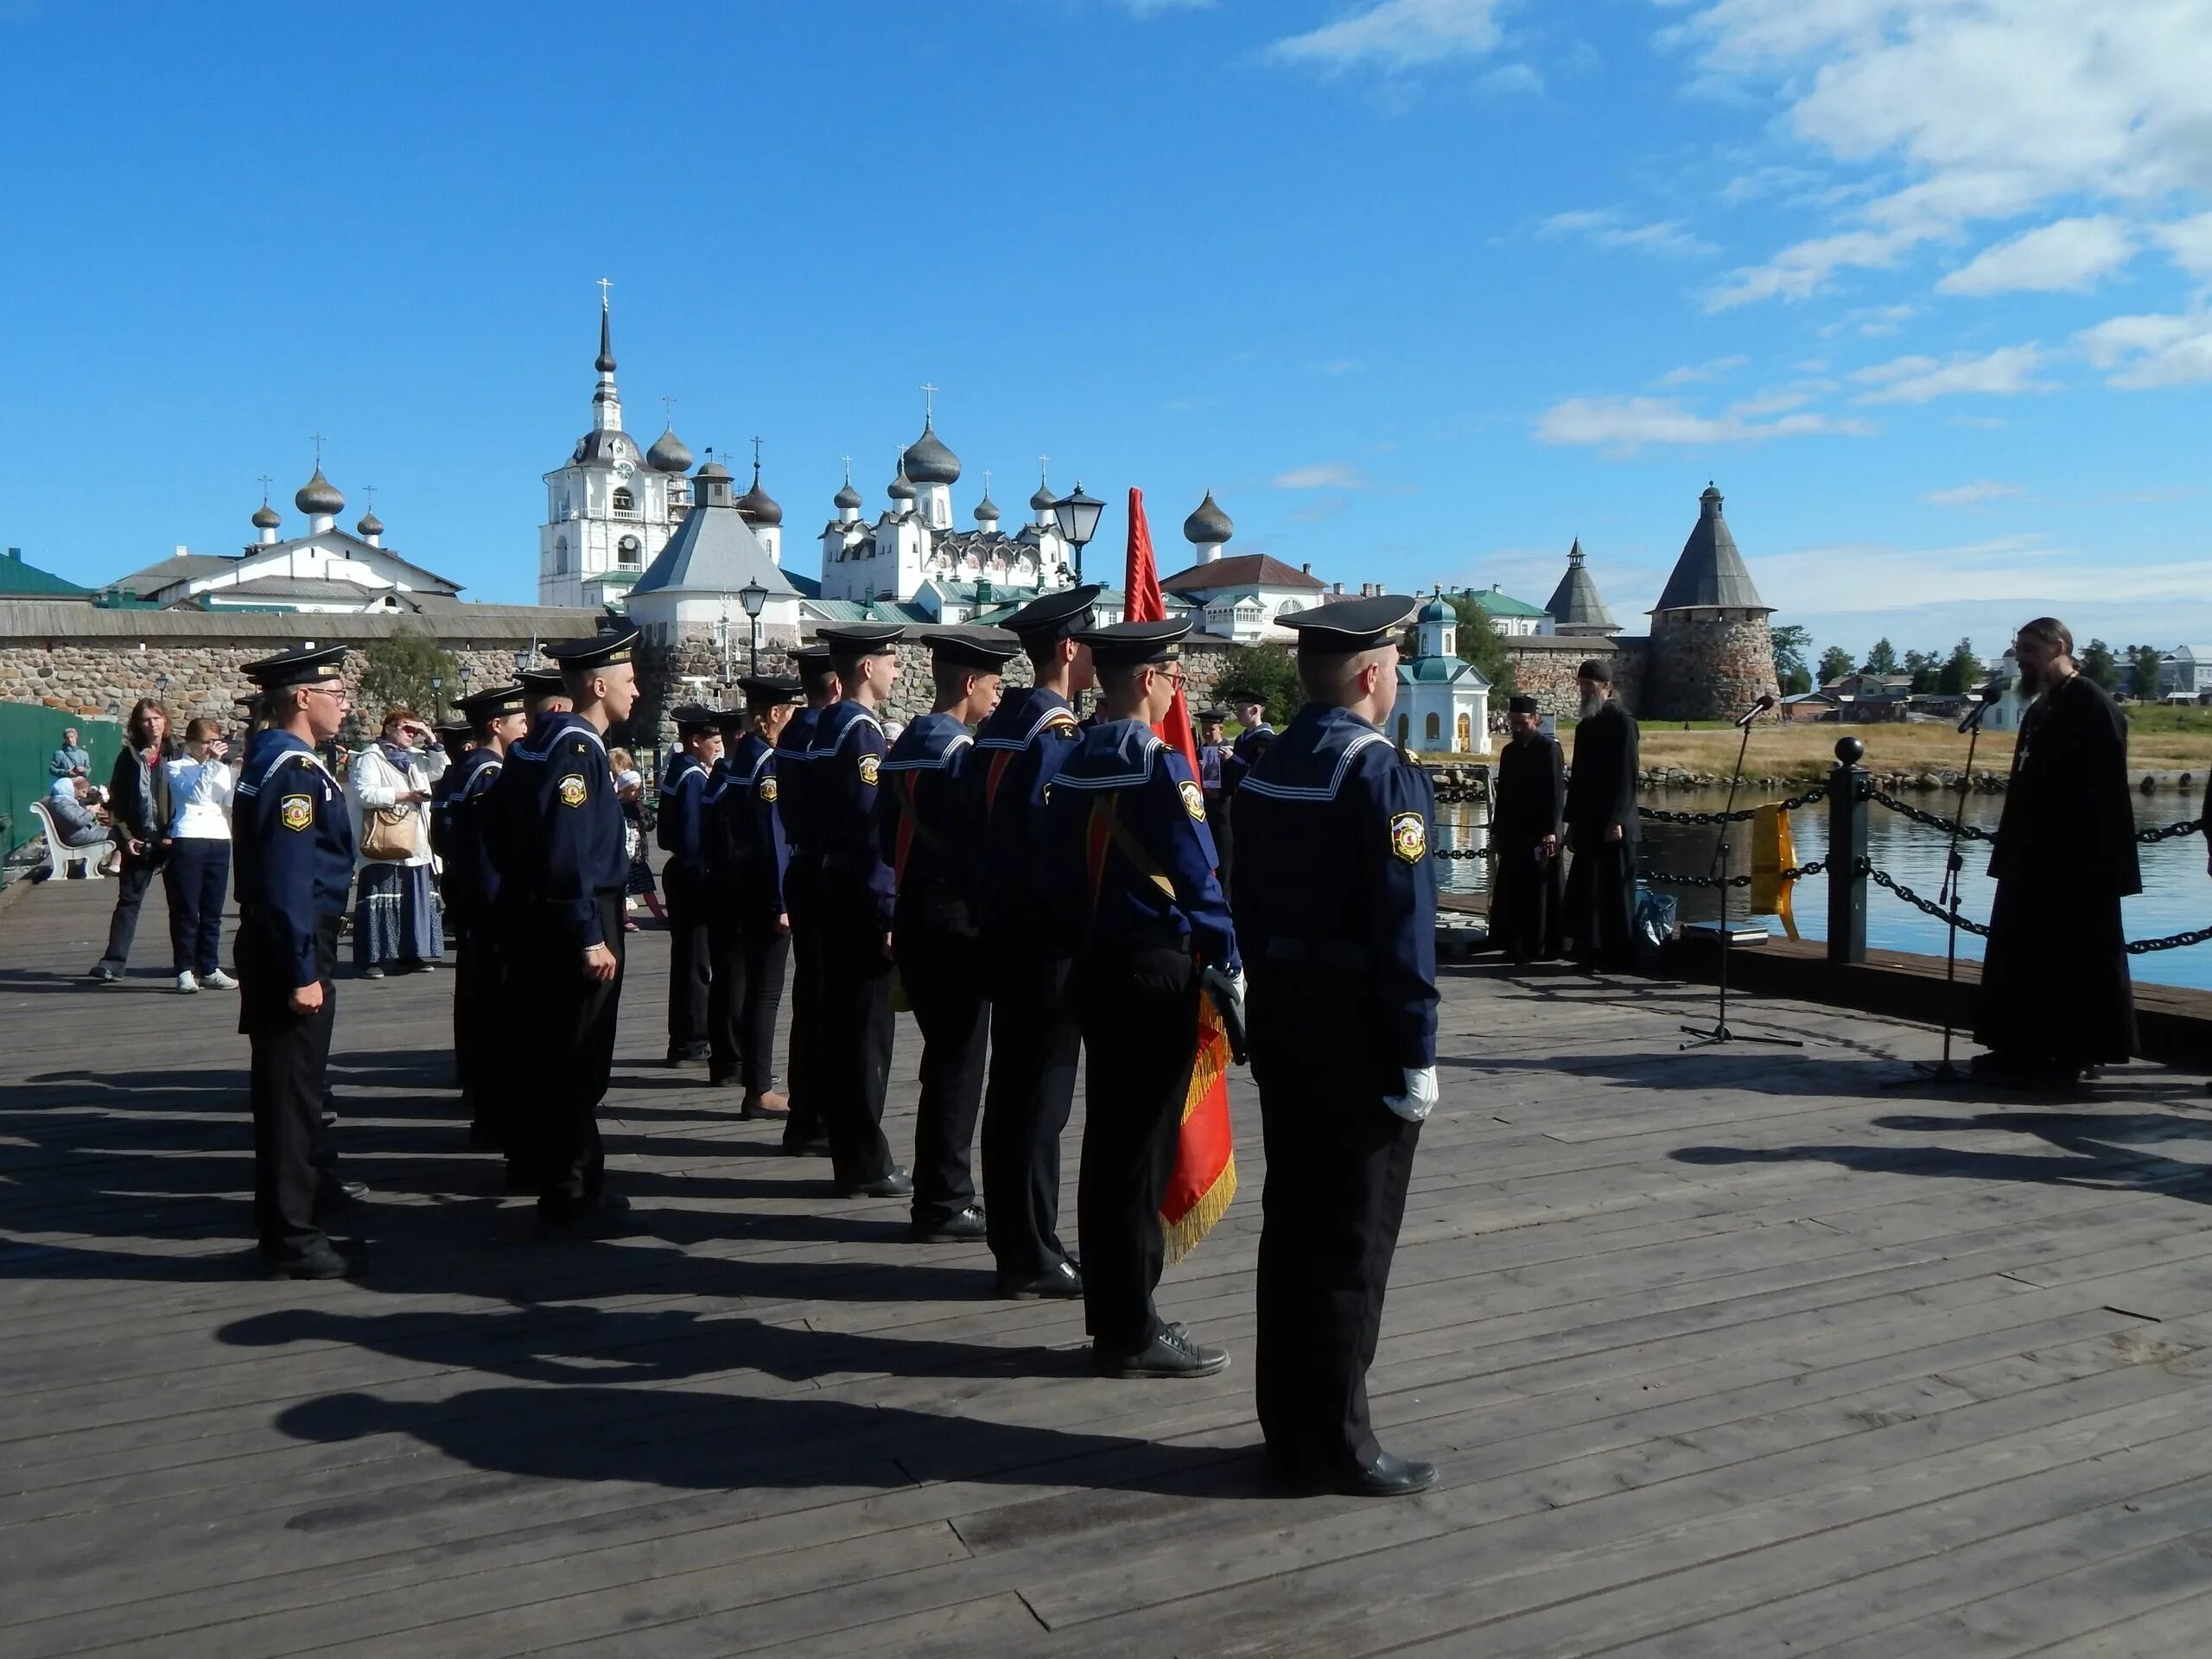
[{"x1": 5, "y1": 875, "x2": 2212, "y2": 1656}]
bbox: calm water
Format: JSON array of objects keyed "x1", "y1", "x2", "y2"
[{"x1": 1434, "y1": 786, "x2": 2212, "y2": 991}]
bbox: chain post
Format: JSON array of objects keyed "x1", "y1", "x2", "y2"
[{"x1": 1827, "y1": 736, "x2": 1868, "y2": 963}]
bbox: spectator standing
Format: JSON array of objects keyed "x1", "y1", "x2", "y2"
[
  {"x1": 50, "y1": 727, "x2": 92, "y2": 780},
  {"x1": 346, "y1": 708, "x2": 448, "y2": 978},
  {"x1": 162, "y1": 718, "x2": 240, "y2": 993},
  {"x1": 611, "y1": 747, "x2": 665, "y2": 928},
  {"x1": 87, "y1": 699, "x2": 173, "y2": 983}
]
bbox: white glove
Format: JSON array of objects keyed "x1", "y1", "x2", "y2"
[{"x1": 1382, "y1": 1064, "x2": 1439, "y2": 1123}]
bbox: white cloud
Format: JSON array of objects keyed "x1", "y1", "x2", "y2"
[
  {"x1": 1481, "y1": 61, "x2": 1543, "y2": 93},
  {"x1": 1273, "y1": 462, "x2": 1369, "y2": 489},
  {"x1": 1819, "y1": 303, "x2": 1919, "y2": 339},
  {"x1": 1654, "y1": 354, "x2": 1751, "y2": 386},
  {"x1": 1849, "y1": 343, "x2": 2053, "y2": 404},
  {"x1": 1540, "y1": 207, "x2": 1717, "y2": 258},
  {"x1": 1674, "y1": 2, "x2": 2212, "y2": 306},
  {"x1": 1533, "y1": 394, "x2": 1875, "y2": 452},
  {"x1": 1269, "y1": 0, "x2": 1509, "y2": 71},
  {"x1": 2152, "y1": 213, "x2": 2212, "y2": 276},
  {"x1": 2076, "y1": 309, "x2": 2212, "y2": 388},
  {"x1": 1924, "y1": 480, "x2": 2024, "y2": 507},
  {"x1": 1936, "y1": 216, "x2": 2136, "y2": 296}
]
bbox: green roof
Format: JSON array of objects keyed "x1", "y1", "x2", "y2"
[
  {"x1": 1455, "y1": 586, "x2": 1547, "y2": 618},
  {"x1": 0, "y1": 550, "x2": 90, "y2": 598},
  {"x1": 1400, "y1": 656, "x2": 1487, "y2": 685}
]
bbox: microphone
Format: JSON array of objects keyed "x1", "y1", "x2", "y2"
[
  {"x1": 1958, "y1": 679, "x2": 2006, "y2": 732},
  {"x1": 1732, "y1": 694, "x2": 1777, "y2": 730}
]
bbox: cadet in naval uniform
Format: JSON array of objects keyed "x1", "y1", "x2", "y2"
[
  {"x1": 965, "y1": 583, "x2": 1102, "y2": 1300},
  {"x1": 773, "y1": 645, "x2": 840, "y2": 1158},
  {"x1": 1233, "y1": 594, "x2": 1440, "y2": 1497},
  {"x1": 486, "y1": 627, "x2": 640, "y2": 1231},
  {"x1": 703, "y1": 677, "x2": 800, "y2": 1114},
  {"x1": 658, "y1": 705, "x2": 721, "y2": 1065},
  {"x1": 1041, "y1": 617, "x2": 1240, "y2": 1379},
  {"x1": 882, "y1": 626, "x2": 1017, "y2": 1243},
  {"x1": 444, "y1": 683, "x2": 528, "y2": 1154},
  {"x1": 232, "y1": 646, "x2": 359, "y2": 1279},
  {"x1": 802, "y1": 623, "x2": 911, "y2": 1198}
]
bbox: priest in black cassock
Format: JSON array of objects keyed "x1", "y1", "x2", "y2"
[
  {"x1": 1563, "y1": 660, "x2": 1640, "y2": 971},
  {"x1": 1488, "y1": 695, "x2": 1565, "y2": 963},
  {"x1": 1974, "y1": 617, "x2": 2139, "y2": 1083}
]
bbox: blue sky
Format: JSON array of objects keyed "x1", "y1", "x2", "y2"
[{"x1": 4, "y1": 0, "x2": 2210, "y2": 667}]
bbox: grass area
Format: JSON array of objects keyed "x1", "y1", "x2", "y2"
[{"x1": 1637, "y1": 716, "x2": 2212, "y2": 781}]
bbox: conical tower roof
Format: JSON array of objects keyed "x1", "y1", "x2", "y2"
[
  {"x1": 1654, "y1": 484, "x2": 1770, "y2": 613},
  {"x1": 1545, "y1": 537, "x2": 1618, "y2": 632}
]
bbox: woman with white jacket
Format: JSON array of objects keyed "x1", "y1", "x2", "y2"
[
  {"x1": 162, "y1": 718, "x2": 239, "y2": 993},
  {"x1": 346, "y1": 706, "x2": 448, "y2": 978}
]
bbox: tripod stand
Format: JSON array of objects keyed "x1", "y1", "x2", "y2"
[
  {"x1": 1887, "y1": 692, "x2": 1993, "y2": 1086},
  {"x1": 1681, "y1": 706, "x2": 1802, "y2": 1051}
]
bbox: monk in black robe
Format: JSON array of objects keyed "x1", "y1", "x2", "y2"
[
  {"x1": 1489, "y1": 695, "x2": 1565, "y2": 963},
  {"x1": 1974, "y1": 617, "x2": 2139, "y2": 1082},
  {"x1": 1563, "y1": 660, "x2": 1640, "y2": 971}
]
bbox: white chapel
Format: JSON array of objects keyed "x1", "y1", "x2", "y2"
[{"x1": 1395, "y1": 593, "x2": 1491, "y2": 755}]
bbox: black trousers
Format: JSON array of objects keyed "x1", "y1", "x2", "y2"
[
  {"x1": 1250, "y1": 981, "x2": 1422, "y2": 1473},
  {"x1": 162, "y1": 838, "x2": 229, "y2": 976},
  {"x1": 896, "y1": 919, "x2": 989, "y2": 1224},
  {"x1": 1074, "y1": 945, "x2": 1199, "y2": 1353},
  {"x1": 705, "y1": 879, "x2": 790, "y2": 1092},
  {"x1": 781, "y1": 858, "x2": 826, "y2": 1151},
  {"x1": 664, "y1": 864, "x2": 710, "y2": 1052},
  {"x1": 99, "y1": 847, "x2": 162, "y2": 969},
  {"x1": 980, "y1": 944, "x2": 1082, "y2": 1276},
  {"x1": 509, "y1": 893, "x2": 626, "y2": 1211},
  {"x1": 452, "y1": 918, "x2": 508, "y2": 1139},
  {"x1": 813, "y1": 886, "x2": 896, "y2": 1186},
  {"x1": 238, "y1": 916, "x2": 338, "y2": 1261}
]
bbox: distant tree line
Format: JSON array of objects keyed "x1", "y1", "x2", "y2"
[{"x1": 1796, "y1": 633, "x2": 2172, "y2": 700}]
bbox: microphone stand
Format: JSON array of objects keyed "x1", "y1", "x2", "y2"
[
  {"x1": 1889, "y1": 689, "x2": 1993, "y2": 1086},
  {"x1": 1681, "y1": 701, "x2": 1801, "y2": 1052}
]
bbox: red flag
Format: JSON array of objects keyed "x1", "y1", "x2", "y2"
[{"x1": 1126, "y1": 487, "x2": 1237, "y2": 1263}]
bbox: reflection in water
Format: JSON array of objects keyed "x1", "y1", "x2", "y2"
[{"x1": 1433, "y1": 787, "x2": 2212, "y2": 991}]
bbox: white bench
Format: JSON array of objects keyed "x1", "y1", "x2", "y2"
[{"x1": 27, "y1": 798, "x2": 104, "y2": 881}]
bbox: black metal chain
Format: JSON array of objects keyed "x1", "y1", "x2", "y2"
[
  {"x1": 1865, "y1": 789, "x2": 1998, "y2": 842},
  {"x1": 2127, "y1": 925, "x2": 2212, "y2": 953},
  {"x1": 1862, "y1": 862, "x2": 1993, "y2": 938},
  {"x1": 1643, "y1": 859, "x2": 1827, "y2": 891},
  {"x1": 1637, "y1": 785, "x2": 1827, "y2": 825},
  {"x1": 2136, "y1": 818, "x2": 2203, "y2": 844}
]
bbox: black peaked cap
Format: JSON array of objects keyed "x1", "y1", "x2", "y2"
[
  {"x1": 545, "y1": 624, "x2": 640, "y2": 670},
  {"x1": 242, "y1": 645, "x2": 347, "y2": 690},
  {"x1": 925, "y1": 626, "x2": 1022, "y2": 671},
  {"x1": 1075, "y1": 616, "x2": 1192, "y2": 668},
  {"x1": 817, "y1": 622, "x2": 906, "y2": 656},
  {"x1": 1277, "y1": 594, "x2": 1418, "y2": 652},
  {"x1": 1002, "y1": 582, "x2": 1102, "y2": 641}
]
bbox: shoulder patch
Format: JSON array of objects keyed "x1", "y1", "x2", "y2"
[
  {"x1": 857, "y1": 753, "x2": 880, "y2": 787},
  {"x1": 1389, "y1": 810, "x2": 1427, "y2": 864},
  {"x1": 557, "y1": 772, "x2": 588, "y2": 809},
  {"x1": 1178, "y1": 779, "x2": 1207, "y2": 821},
  {"x1": 279, "y1": 793, "x2": 314, "y2": 833},
  {"x1": 1045, "y1": 714, "x2": 1079, "y2": 735},
  {"x1": 760, "y1": 775, "x2": 779, "y2": 802}
]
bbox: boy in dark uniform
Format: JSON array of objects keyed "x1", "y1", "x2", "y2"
[
  {"x1": 445, "y1": 683, "x2": 527, "y2": 1154},
  {"x1": 704, "y1": 678, "x2": 801, "y2": 1115},
  {"x1": 1041, "y1": 617, "x2": 1240, "y2": 1379},
  {"x1": 487, "y1": 626, "x2": 640, "y2": 1232},
  {"x1": 232, "y1": 646, "x2": 359, "y2": 1279},
  {"x1": 965, "y1": 583, "x2": 1101, "y2": 1300},
  {"x1": 882, "y1": 626, "x2": 1018, "y2": 1243},
  {"x1": 774, "y1": 645, "x2": 840, "y2": 1158},
  {"x1": 658, "y1": 705, "x2": 721, "y2": 1065},
  {"x1": 1234, "y1": 594, "x2": 1440, "y2": 1497},
  {"x1": 804, "y1": 622, "x2": 911, "y2": 1198}
]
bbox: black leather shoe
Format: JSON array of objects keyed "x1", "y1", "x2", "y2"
[
  {"x1": 1092, "y1": 1321, "x2": 1229, "y2": 1379},
  {"x1": 665, "y1": 1042, "x2": 711, "y2": 1066},
  {"x1": 264, "y1": 1240, "x2": 359, "y2": 1281},
  {"x1": 836, "y1": 1167, "x2": 915, "y2": 1199},
  {"x1": 783, "y1": 1135, "x2": 831, "y2": 1158},
  {"x1": 1342, "y1": 1451, "x2": 1439, "y2": 1497},
  {"x1": 536, "y1": 1192, "x2": 638, "y2": 1236},
  {"x1": 321, "y1": 1110, "x2": 339, "y2": 1129},
  {"x1": 910, "y1": 1205, "x2": 987, "y2": 1243},
  {"x1": 86, "y1": 963, "x2": 120, "y2": 984},
  {"x1": 996, "y1": 1260, "x2": 1084, "y2": 1300},
  {"x1": 313, "y1": 1180, "x2": 368, "y2": 1221}
]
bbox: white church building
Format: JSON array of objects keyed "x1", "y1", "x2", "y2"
[{"x1": 1394, "y1": 593, "x2": 1491, "y2": 755}]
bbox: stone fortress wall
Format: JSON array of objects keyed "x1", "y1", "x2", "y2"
[{"x1": 1643, "y1": 610, "x2": 1781, "y2": 721}]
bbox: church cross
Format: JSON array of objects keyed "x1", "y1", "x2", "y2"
[
  {"x1": 920, "y1": 383, "x2": 937, "y2": 423},
  {"x1": 752, "y1": 435, "x2": 763, "y2": 470},
  {"x1": 662, "y1": 395, "x2": 676, "y2": 426},
  {"x1": 257, "y1": 473, "x2": 273, "y2": 505},
  {"x1": 842, "y1": 454, "x2": 853, "y2": 483},
  {"x1": 596, "y1": 276, "x2": 613, "y2": 309},
  {"x1": 363, "y1": 484, "x2": 377, "y2": 511},
  {"x1": 310, "y1": 433, "x2": 327, "y2": 467}
]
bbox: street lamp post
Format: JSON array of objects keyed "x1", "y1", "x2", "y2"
[
  {"x1": 739, "y1": 579, "x2": 768, "y2": 677},
  {"x1": 429, "y1": 675, "x2": 442, "y2": 722},
  {"x1": 714, "y1": 603, "x2": 732, "y2": 696},
  {"x1": 1052, "y1": 482, "x2": 1105, "y2": 585}
]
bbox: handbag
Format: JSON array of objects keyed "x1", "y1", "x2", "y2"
[{"x1": 360, "y1": 806, "x2": 416, "y2": 861}]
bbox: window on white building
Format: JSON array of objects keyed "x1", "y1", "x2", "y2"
[
  {"x1": 1426, "y1": 713, "x2": 1441, "y2": 741},
  {"x1": 612, "y1": 487, "x2": 634, "y2": 513},
  {"x1": 618, "y1": 536, "x2": 641, "y2": 569},
  {"x1": 555, "y1": 535, "x2": 569, "y2": 573}
]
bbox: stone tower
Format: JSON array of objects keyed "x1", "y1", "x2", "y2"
[{"x1": 1644, "y1": 483, "x2": 1780, "y2": 719}]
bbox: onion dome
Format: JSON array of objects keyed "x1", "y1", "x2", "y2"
[
  {"x1": 834, "y1": 478, "x2": 864, "y2": 511},
  {"x1": 888, "y1": 459, "x2": 916, "y2": 502},
  {"x1": 295, "y1": 466, "x2": 344, "y2": 517},
  {"x1": 902, "y1": 419, "x2": 961, "y2": 486},
  {"x1": 356, "y1": 511, "x2": 385, "y2": 538},
  {"x1": 594, "y1": 304, "x2": 616, "y2": 374},
  {"x1": 646, "y1": 426, "x2": 693, "y2": 474},
  {"x1": 251, "y1": 503, "x2": 282, "y2": 531},
  {"x1": 976, "y1": 488, "x2": 1001, "y2": 524},
  {"x1": 736, "y1": 464, "x2": 783, "y2": 526},
  {"x1": 1417, "y1": 593, "x2": 1454, "y2": 625},
  {"x1": 1183, "y1": 490, "x2": 1234, "y2": 545},
  {"x1": 695, "y1": 458, "x2": 733, "y2": 481},
  {"x1": 1030, "y1": 470, "x2": 1058, "y2": 512}
]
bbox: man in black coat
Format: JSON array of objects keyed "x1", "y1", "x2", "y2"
[
  {"x1": 1563, "y1": 660, "x2": 1640, "y2": 971},
  {"x1": 1489, "y1": 695, "x2": 1565, "y2": 963},
  {"x1": 1974, "y1": 617, "x2": 2139, "y2": 1084}
]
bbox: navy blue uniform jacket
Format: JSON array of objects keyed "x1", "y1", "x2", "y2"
[
  {"x1": 807, "y1": 701, "x2": 895, "y2": 928},
  {"x1": 964, "y1": 687, "x2": 1082, "y2": 941},
  {"x1": 487, "y1": 713, "x2": 626, "y2": 949},
  {"x1": 704, "y1": 732, "x2": 788, "y2": 918},
  {"x1": 880, "y1": 709, "x2": 976, "y2": 930},
  {"x1": 233, "y1": 730, "x2": 355, "y2": 988}
]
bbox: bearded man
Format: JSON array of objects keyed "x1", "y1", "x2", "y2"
[{"x1": 1562, "y1": 661, "x2": 1640, "y2": 971}]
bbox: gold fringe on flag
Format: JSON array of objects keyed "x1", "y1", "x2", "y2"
[{"x1": 1160, "y1": 1000, "x2": 1237, "y2": 1268}]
